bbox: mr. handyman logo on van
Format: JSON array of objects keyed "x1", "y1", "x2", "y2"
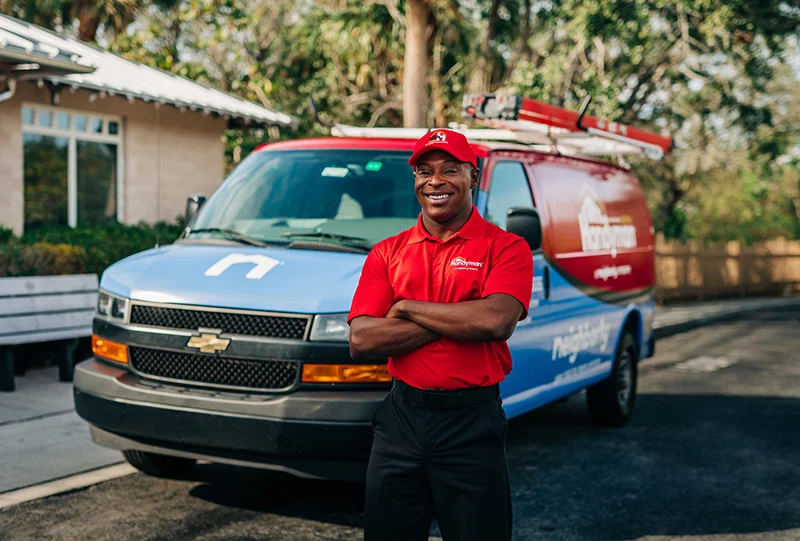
[
  {"x1": 450, "y1": 256, "x2": 483, "y2": 270},
  {"x1": 577, "y1": 185, "x2": 638, "y2": 258}
]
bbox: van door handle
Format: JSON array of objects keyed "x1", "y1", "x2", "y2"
[{"x1": 544, "y1": 266, "x2": 550, "y2": 299}]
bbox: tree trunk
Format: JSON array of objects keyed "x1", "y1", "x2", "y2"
[
  {"x1": 504, "y1": 0, "x2": 533, "y2": 80},
  {"x1": 76, "y1": 7, "x2": 100, "y2": 43},
  {"x1": 468, "y1": 0, "x2": 501, "y2": 93},
  {"x1": 403, "y1": 0, "x2": 430, "y2": 128}
]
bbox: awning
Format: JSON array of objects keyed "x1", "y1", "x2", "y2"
[{"x1": 0, "y1": 14, "x2": 296, "y2": 129}]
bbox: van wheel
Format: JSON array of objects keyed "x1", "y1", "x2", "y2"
[
  {"x1": 122, "y1": 450, "x2": 196, "y2": 478},
  {"x1": 586, "y1": 332, "x2": 637, "y2": 427}
]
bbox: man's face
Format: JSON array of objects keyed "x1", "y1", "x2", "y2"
[{"x1": 413, "y1": 150, "x2": 479, "y2": 224}]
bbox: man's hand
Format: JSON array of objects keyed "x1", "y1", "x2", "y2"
[
  {"x1": 385, "y1": 300, "x2": 409, "y2": 320},
  {"x1": 389, "y1": 295, "x2": 524, "y2": 342},
  {"x1": 349, "y1": 314, "x2": 439, "y2": 361}
]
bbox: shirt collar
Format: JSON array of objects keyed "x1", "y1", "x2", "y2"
[{"x1": 407, "y1": 206, "x2": 487, "y2": 244}]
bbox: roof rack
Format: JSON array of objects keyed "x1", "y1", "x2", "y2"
[
  {"x1": 330, "y1": 124, "x2": 548, "y2": 146},
  {"x1": 461, "y1": 94, "x2": 673, "y2": 160},
  {"x1": 328, "y1": 95, "x2": 672, "y2": 161}
]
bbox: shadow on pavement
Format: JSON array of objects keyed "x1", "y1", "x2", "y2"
[
  {"x1": 186, "y1": 464, "x2": 366, "y2": 528},
  {"x1": 505, "y1": 392, "x2": 800, "y2": 540}
]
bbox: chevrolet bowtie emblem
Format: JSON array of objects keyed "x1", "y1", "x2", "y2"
[{"x1": 187, "y1": 333, "x2": 230, "y2": 353}]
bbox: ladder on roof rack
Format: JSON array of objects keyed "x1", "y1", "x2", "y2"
[
  {"x1": 329, "y1": 125, "x2": 551, "y2": 146},
  {"x1": 461, "y1": 94, "x2": 673, "y2": 160},
  {"x1": 328, "y1": 96, "x2": 672, "y2": 161}
]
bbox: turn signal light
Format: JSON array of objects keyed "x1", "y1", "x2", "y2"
[
  {"x1": 302, "y1": 363, "x2": 391, "y2": 383},
  {"x1": 92, "y1": 335, "x2": 129, "y2": 364}
]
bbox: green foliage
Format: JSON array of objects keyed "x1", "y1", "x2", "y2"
[
  {"x1": 0, "y1": 227, "x2": 15, "y2": 244},
  {"x1": 0, "y1": 221, "x2": 183, "y2": 278},
  {"x1": 0, "y1": 240, "x2": 87, "y2": 278},
  {"x1": 4, "y1": 0, "x2": 798, "y2": 243}
]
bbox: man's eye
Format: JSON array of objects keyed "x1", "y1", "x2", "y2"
[{"x1": 445, "y1": 169, "x2": 457, "y2": 174}]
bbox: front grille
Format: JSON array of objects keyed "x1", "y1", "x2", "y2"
[
  {"x1": 129, "y1": 347, "x2": 299, "y2": 390},
  {"x1": 129, "y1": 305, "x2": 308, "y2": 340}
]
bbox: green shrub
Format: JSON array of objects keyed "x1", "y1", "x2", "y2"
[
  {"x1": 0, "y1": 221, "x2": 184, "y2": 278},
  {"x1": 0, "y1": 242, "x2": 86, "y2": 277},
  {"x1": 0, "y1": 227, "x2": 14, "y2": 244}
]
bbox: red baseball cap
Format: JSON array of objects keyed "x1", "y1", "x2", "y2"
[{"x1": 408, "y1": 129, "x2": 478, "y2": 168}]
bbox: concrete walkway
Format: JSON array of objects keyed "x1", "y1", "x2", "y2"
[
  {"x1": 0, "y1": 368, "x2": 121, "y2": 493},
  {"x1": 0, "y1": 295, "x2": 797, "y2": 494}
]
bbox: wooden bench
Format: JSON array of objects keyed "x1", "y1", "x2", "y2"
[{"x1": 0, "y1": 274, "x2": 98, "y2": 391}]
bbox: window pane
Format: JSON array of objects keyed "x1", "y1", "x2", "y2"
[
  {"x1": 77, "y1": 141, "x2": 117, "y2": 225},
  {"x1": 90, "y1": 118, "x2": 103, "y2": 134},
  {"x1": 38, "y1": 110, "x2": 52, "y2": 127},
  {"x1": 485, "y1": 161, "x2": 534, "y2": 230},
  {"x1": 23, "y1": 133, "x2": 69, "y2": 231},
  {"x1": 22, "y1": 106, "x2": 34, "y2": 125},
  {"x1": 108, "y1": 121, "x2": 119, "y2": 135},
  {"x1": 56, "y1": 112, "x2": 70, "y2": 130},
  {"x1": 75, "y1": 115, "x2": 87, "y2": 131}
]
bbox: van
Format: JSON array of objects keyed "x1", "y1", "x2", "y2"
[{"x1": 74, "y1": 95, "x2": 669, "y2": 479}]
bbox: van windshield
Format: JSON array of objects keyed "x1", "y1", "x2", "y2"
[{"x1": 188, "y1": 149, "x2": 421, "y2": 247}]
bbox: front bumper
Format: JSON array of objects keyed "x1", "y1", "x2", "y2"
[{"x1": 74, "y1": 358, "x2": 386, "y2": 480}]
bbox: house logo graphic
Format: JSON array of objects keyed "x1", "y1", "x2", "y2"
[
  {"x1": 450, "y1": 256, "x2": 483, "y2": 270},
  {"x1": 577, "y1": 185, "x2": 637, "y2": 258}
]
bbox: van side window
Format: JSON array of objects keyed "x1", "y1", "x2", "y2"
[{"x1": 485, "y1": 161, "x2": 534, "y2": 230}]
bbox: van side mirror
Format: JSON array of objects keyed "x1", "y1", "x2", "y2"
[
  {"x1": 185, "y1": 194, "x2": 206, "y2": 224},
  {"x1": 506, "y1": 207, "x2": 542, "y2": 251}
]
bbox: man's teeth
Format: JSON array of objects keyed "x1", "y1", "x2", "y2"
[{"x1": 428, "y1": 194, "x2": 451, "y2": 200}]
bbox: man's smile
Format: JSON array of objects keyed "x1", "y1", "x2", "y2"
[{"x1": 425, "y1": 192, "x2": 453, "y2": 203}]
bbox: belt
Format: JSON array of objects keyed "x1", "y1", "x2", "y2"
[{"x1": 392, "y1": 379, "x2": 499, "y2": 409}]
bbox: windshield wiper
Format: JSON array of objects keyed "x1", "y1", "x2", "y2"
[
  {"x1": 186, "y1": 228, "x2": 270, "y2": 247},
  {"x1": 280, "y1": 232, "x2": 371, "y2": 245}
]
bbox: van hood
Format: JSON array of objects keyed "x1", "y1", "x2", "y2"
[{"x1": 100, "y1": 244, "x2": 368, "y2": 314}]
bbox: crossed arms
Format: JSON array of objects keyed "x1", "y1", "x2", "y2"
[{"x1": 349, "y1": 295, "x2": 524, "y2": 361}]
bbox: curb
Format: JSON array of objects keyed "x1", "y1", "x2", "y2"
[
  {"x1": 0, "y1": 463, "x2": 134, "y2": 510},
  {"x1": 654, "y1": 298, "x2": 800, "y2": 340}
]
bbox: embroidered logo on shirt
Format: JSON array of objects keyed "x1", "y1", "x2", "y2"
[{"x1": 450, "y1": 256, "x2": 483, "y2": 270}]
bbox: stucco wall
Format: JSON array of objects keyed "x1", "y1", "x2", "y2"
[
  {"x1": 0, "y1": 82, "x2": 226, "y2": 233},
  {"x1": 0, "y1": 88, "x2": 23, "y2": 235}
]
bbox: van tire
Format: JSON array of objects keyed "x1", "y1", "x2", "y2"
[
  {"x1": 586, "y1": 332, "x2": 637, "y2": 427},
  {"x1": 122, "y1": 450, "x2": 196, "y2": 478}
]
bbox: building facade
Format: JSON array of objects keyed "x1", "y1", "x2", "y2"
[{"x1": 0, "y1": 14, "x2": 294, "y2": 235}]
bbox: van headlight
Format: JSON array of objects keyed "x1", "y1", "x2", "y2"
[
  {"x1": 309, "y1": 313, "x2": 350, "y2": 342},
  {"x1": 96, "y1": 290, "x2": 129, "y2": 322}
]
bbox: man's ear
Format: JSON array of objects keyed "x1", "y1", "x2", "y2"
[{"x1": 470, "y1": 166, "x2": 480, "y2": 189}]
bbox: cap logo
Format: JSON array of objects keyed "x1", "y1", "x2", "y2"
[{"x1": 428, "y1": 131, "x2": 447, "y2": 145}]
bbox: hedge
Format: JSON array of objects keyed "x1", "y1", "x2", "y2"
[{"x1": 0, "y1": 221, "x2": 184, "y2": 278}]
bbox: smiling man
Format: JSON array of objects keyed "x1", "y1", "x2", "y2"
[{"x1": 348, "y1": 129, "x2": 534, "y2": 541}]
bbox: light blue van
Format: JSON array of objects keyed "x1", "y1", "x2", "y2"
[{"x1": 75, "y1": 134, "x2": 656, "y2": 479}]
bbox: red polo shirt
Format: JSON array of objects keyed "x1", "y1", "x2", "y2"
[{"x1": 348, "y1": 207, "x2": 533, "y2": 390}]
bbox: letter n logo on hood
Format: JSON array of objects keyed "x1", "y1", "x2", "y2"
[{"x1": 205, "y1": 254, "x2": 281, "y2": 280}]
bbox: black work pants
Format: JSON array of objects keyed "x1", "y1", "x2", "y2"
[{"x1": 364, "y1": 380, "x2": 512, "y2": 541}]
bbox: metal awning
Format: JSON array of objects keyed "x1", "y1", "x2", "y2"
[
  {"x1": 0, "y1": 14, "x2": 296, "y2": 129},
  {"x1": 0, "y1": 22, "x2": 95, "y2": 77}
]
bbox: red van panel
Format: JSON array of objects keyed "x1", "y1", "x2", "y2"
[{"x1": 528, "y1": 155, "x2": 656, "y2": 294}]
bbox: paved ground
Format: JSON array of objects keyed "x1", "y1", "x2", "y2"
[{"x1": 1, "y1": 308, "x2": 798, "y2": 540}]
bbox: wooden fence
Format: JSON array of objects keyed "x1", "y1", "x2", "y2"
[{"x1": 656, "y1": 236, "x2": 800, "y2": 303}]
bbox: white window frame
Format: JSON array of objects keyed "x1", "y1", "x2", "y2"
[{"x1": 21, "y1": 102, "x2": 125, "y2": 228}]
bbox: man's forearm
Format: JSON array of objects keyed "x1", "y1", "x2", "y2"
[
  {"x1": 394, "y1": 296, "x2": 522, "y2": 342},
  {"x1": 349, "y1": 316, "x2": 439, "y2": 361}
]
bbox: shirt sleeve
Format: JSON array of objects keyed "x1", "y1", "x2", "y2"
[
  {"x1": 347, "y1": 245, "x2": 395, "y2": 324},
  {"x1": 482, "y1": 236, "x2": 534, "y2": 320}
]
